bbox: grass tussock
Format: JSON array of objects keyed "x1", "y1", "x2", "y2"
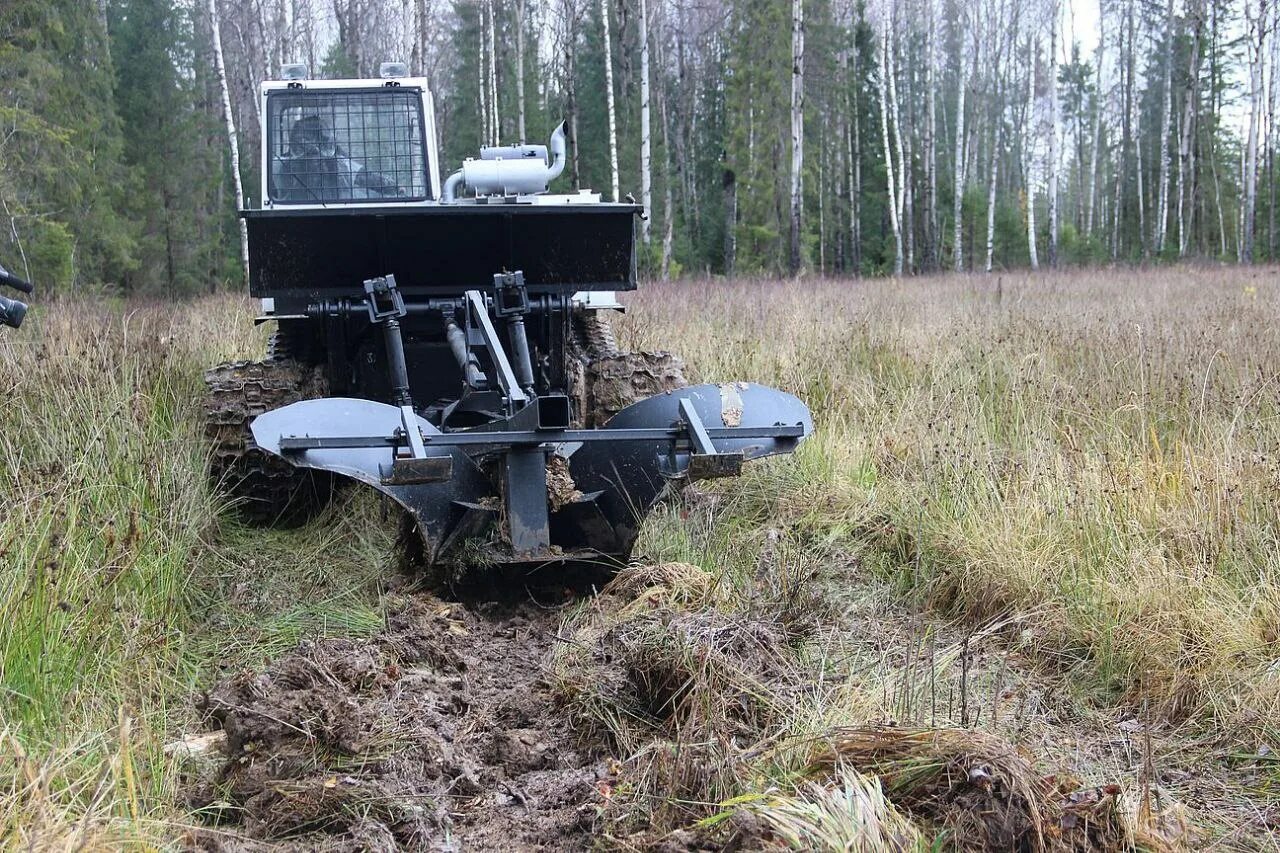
[
  {"x1": 808, "y1": 727, "x2": 1128, "y2": 851},
  {"x1": 730, "y1": 767, "x2": 924, "y2": 852}
]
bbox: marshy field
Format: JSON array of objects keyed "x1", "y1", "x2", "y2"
[{"x1": 2, "y1": 266, "x2": 1278, "y2": 849}]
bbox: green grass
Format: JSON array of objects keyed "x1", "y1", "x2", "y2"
[{"x1": 0, "y1": 297, "x2": 389, "y2": 847}]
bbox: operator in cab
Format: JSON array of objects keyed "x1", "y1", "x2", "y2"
[{"x1": 278, "y1": 114, "x2": 404, "y2": 202}]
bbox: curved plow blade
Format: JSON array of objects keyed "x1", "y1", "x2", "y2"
[
  {"x1": 561, "y1": 383, "x2": 813, "y2": 557},
  {"x1": 251, "y1": 398, "x2": 488, "y2": 563}
]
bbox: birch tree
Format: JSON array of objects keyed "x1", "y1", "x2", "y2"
[
  {"x1": 789, "y1": 0, "x2": 805, "y2": 275},
  {"x1": 1046, "y1": 0, "x2": 1059, "y2": 267},
  {"x1": 486, "y1": 0, "x2": 499, "y2": 145},
  {"x1": 639, "y1": 0, "x2": 652, "y2": 244},
  {"x1": 925, "y1": 0, "x2": 938, "y2": 270},
  {"x1": 601, "y1": 0, "x2": 620, "y2": 200},
  {"x1": 1178, "y1": 1, "x2": 1205, "y2": 257},
  {"x1": 478, "y1": 4, "x2": 490, "y2": 146},
  {"x1": 515, "y1": 0, "x2": 527, "y2": 142},
  {"x1": 1154, "y1": 0, "x2": 1175, "y2": 254},
  {"x1": 879, "y1": 14, "x2": 903, "y2": 276},
  {"x1": 1243, "y1": 0, "x2": 1268, "y2": 262},
  {"x1": 1026, "y1": 36, "x2": 1039, "y2": 270},
  {"x1": 953, "y1": 9, "x2": 969, "y2": 272},
  {"x1": 209, "y1": 0, "x2": 249, "y2": 283}
]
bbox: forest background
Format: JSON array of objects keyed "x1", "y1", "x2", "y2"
[{"x1": 2, "y1": 0, "x2": 1277, "y2": 293}]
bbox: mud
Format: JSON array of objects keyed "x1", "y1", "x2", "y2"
[
  {"x1": 183, "y1": 595, "x2": 614, "y2": 852},
  {"x1": 545, "y1": 454, "x2": 583, "y2": 512}
]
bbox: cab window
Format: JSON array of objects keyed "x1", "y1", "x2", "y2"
[{"x1": 267, "y1": 89, "x2": 429, "y2": 204}]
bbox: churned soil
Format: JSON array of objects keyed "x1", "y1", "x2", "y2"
[{"x1": 183, "y1": 593, "x2": 614, "y2": 852}]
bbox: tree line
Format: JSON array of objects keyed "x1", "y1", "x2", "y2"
[{"x1": 2, "y1": 0, "x2": 1278, "y2": 294}]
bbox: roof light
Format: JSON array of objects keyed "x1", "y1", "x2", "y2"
[
  {"x1": 280, "y1": 63, "x2": 309, "y2": 81},
  {"x1": 380, "y1": 61, "x2": 409, "y2": 79}
]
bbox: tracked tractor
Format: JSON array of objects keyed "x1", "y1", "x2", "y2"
[{"x1": 204, "y1": 63, "x2": 812, "y2": 576}]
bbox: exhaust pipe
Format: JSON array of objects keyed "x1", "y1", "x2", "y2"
[
  {"x1": 441, "y1": 122, "x2": 567, "y2": 202},
  {"x1": 442, "y1": 169, "x2": 465, "y2": 203},
  {"x1": 544, "y1": 121, "x2": 567, "y2": 183}
]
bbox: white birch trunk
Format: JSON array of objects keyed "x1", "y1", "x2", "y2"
[
  {"x1": 209, "y1": 0, "x2": 249, "y2": 285},
  {"x1": 478, "y1": 4, "x2": 490, "y2": 146},
  {"x1": 1026, "y1": 37, "x2": 1039, "y2": 270},
  {"x1": 287, "y1": 0, "x2": 298, "y2": 62},
  {"x1": 1128, "y1": 0, "x2": 1146, "y2": 254},
  {"x1": 601, "y1": 0, "x2": 620, "y2": 200},
  {"x1": 1264, "y1": 0, "x2": 1274, "y2": 257},
  {"x1": 1244, "y1": 0, "x2": 1267, "y2": 262},
  {"x1": 854, "y1": 99, "x2": 863, "y2": 274},
  {"x1": 487, "y1": 0, "x2": 500, "y2": 145},
  {"x1": 255, "y1": 0, "x2": 272, "y2": 83},
  {"x1": 413, "y1": 0, "x2": 426, "y2": 75},
  {"x1": 276, "y1": 0, "x2": 288, "y2": 68},
  {"x1": 789, "y1": 0, "x2": 805, "y2": 275},
  {"x1": 401, "y1": 0, "x2": 413, "y2": 67},
  {"x1": 1047, "y1": 0, "x2": 1059, "y2": 267},
  {"x1": 639, "y1": 0, "x2": 652, "y2": 244},
  {"x1": 818, "y1": 128, "x2": 826, "y2": 271},
  {"x1": 657, "y1": 13, "x2": 674, "y2": 278},
  {"x1": 1135, "y1": 108, "x2": 1146, "y2": 251},
  {"x1": 887, "y1": 21, "x2": 906, "y2": 241},
  {"x1": 898, "y1": 35, "x2": 913, "y2": 273},
  {"x1": 953, "y1": 66, "x2": 967, "y2": 272},
  {"x1": 985, "y1": 123, "x2": 998, "y2": 273},
  {"x1": 1154, "y1": 0, "x2": 1174, "y2": 253},
  {"x1": 850, "y1": 48, "x2": 862, "y2": 275},
  {"x1": 516, "y1": 0, "x2": 527, "y2": 142},
  {"x1": 925, "y1": 0, "x2": 938, "y2": 269},
  {"x1": 879, "y1": 21, "x2": 903, "y2": 276},
  {"x1": 1177, "y1": 4, "x2": 1203, "y2": 256},
  {"x1": 1238, "y1": 140, "x2": 1247, "y2": 260}
]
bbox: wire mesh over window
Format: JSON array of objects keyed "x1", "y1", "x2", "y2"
[{"x1": 267, "y1": 89, "x2": 429, "y2": 204}]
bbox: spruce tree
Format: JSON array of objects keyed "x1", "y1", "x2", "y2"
[
  {"x1": 111, "y1": 0, "x2": 216, "y2": 294},
  {"x1": 0, "y1": 0, "x2": 135, "y2": 290}
]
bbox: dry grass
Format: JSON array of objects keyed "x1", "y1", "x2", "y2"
[
  {"x1": 2, "y1": 266, "x2": 1278, "y2": 847},
  {"x1": 619, "y1": 267, "x2": 1280, "y2": 743},
  {"x1": 730, "y1": 766, "x2": 925, "y2": 852}
]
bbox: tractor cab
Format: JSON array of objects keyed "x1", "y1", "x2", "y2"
[{"x1": 260, "y1": 63, "x2": 442, "y2": 207}]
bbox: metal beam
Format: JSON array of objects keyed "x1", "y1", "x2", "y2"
[
  {"x1": 679, "y1": 397, "x2": 716, "y2": 454},
  {"x1": 279, "y1": 423, "x2": 805, "y2": 451},
  {"x1": 465, "y1": 290, "x2": 527, "y2": 406},
  {"x1": 503, "y1": 448, "x2": 550, "y2": 555}
]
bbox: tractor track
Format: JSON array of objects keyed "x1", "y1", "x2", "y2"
[
  {"x1": 203, "y1": 345, "x2": 334, "y2": 525},
  {"x1": 184, "y1": 591, "x2": 614, "y2": 852}
]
